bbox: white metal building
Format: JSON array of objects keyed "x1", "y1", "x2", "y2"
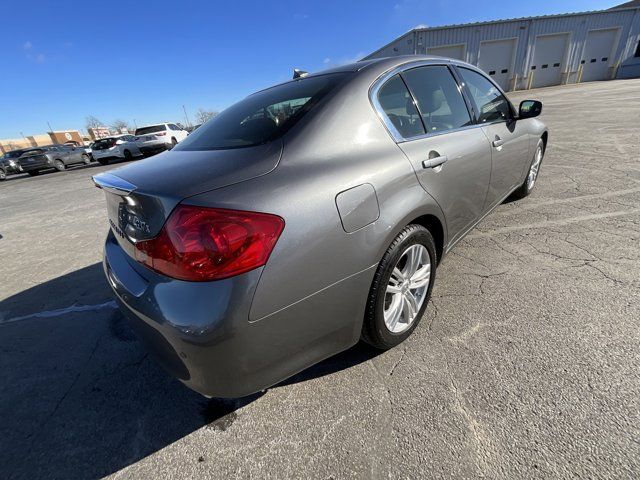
[{"x1": 363, "y1": 3, "x2": 640, "y2": 91}]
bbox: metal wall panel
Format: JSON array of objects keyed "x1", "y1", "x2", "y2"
[{"x1": 364, "y1": 8, "x2": 640, "y2": 89}]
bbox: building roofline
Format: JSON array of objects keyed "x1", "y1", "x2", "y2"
[
  {"x1": 409, "y1": 6, "x2": 640, "y2": 32},
  {"x1": 363, "y1": 6, "x2": 640, "y2": 60}
]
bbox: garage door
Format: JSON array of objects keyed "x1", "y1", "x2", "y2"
[
  {"x1": 531, "y1": 34, "x2": 569, "y2": 88},
  {"x1": 427, "y1": 44, "x2": 466, "y2": 61},
  {"x1": 478, "y1": 38, "x2": 517, "y2": 91},
  {"x1": 581, "y1": 29, "x2": 619, "y2": 82}
]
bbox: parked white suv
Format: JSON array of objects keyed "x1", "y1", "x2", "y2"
[
  {"x1": 91, "y1": 135, "x2": 143, "y2": 165},
  {"x1": 134, "y1": 123, "x2": 189, "y2": 156}
]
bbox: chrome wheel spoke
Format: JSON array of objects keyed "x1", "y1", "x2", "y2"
[
  {"x1": 386, "y1": 284, "x2": 401, "y2": 294},
  {"x1": 386, "y1": 295, "x2": 403, "y2": 331}
]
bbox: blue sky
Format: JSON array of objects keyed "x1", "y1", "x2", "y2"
[{"x1": 0, "y1": 0, "x2": 614, "y2": 138}]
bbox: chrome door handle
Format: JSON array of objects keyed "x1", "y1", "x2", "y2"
[
  {"x1": 492, "y1": 139, "x2": 504, "y2": 148},
  {"x1": 422, "y1": 155, "x2": 448, "y2": 169}
]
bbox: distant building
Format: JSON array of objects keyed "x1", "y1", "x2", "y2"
[
  {"x1": 363, "y1": 2, "x2": 640, "y2": 91},
  {"x1": 87, "y1": 127, "x2": 112, "y2": 140},
  {"x1": 0, "y1": 130, "x2": 85, "y2": 154}
]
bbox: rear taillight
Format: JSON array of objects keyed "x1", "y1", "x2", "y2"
[
  {"x1": 134, "y1": 205, "x2": 285, "y2": 281},
  {"x1": 156, "y1": 132, "x2": 166, "y2": 136}
]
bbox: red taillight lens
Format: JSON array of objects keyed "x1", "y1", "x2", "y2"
[
  {"x1": 134, "y1": 205, "x2": 284, "y2": 281},
  {"x1": 156, "y1": 132, "x2": 166, "y2": 136}
]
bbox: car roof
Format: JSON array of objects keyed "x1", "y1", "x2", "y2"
[
  {"x1": 252, "y1": 55, "x2": 478, "y2": 95},
  {"x1": 136, "y1": 123, "x2": 168, "y2": 128}
]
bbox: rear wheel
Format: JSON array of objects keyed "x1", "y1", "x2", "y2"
[
  {"x1": 512, "y1": 138, "x2": 544, "y2": 200},
  {"x1": 54, "y1": 159, "x2": 65, "y2": 171},
  {"x1": 362, "y1": 225, "x2": 437, "y2": 349},
  {"x1": 170, "y1": 137, "x2": 178, "y2": 149},
  {"x1": 123, "y1": 150, "x2": 133, "y2": 161}
]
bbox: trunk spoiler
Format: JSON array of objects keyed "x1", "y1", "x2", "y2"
[{"x1": 92, "y1": 173, "x2": 137, "y2": 196}]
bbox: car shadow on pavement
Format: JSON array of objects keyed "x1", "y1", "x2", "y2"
[{"x1": 0, "y1": 263, "x2": 378, "y2": 479}]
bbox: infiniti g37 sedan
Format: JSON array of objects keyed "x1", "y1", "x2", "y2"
[{"x1": 94, "y1": 56, "x2": 547, "y2": 398}]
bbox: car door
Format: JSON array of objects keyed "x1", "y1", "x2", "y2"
[
  {"x1": 456, "y1": 67, "x2": 530, "y2": 208},
  {"x1": 61, "y1": 145, "x2": 77, "y2": 165},
  {"x1": 376, "y1": 65, "x2": 492, "y2": 244}
]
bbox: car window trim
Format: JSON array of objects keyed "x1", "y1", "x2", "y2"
[{"x1": 453, "y1": 65, "x2": 517, "y2": 125}]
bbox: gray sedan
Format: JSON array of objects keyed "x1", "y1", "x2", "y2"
[
  {"x1": 18, "y1": 144, "x2": 91, "y2": 175},
  {"x1": 94, "y1": 55, "x2": 547, "y2": 398}
]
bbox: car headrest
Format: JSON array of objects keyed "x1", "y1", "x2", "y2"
[{"x1": 421, "y1": 89, "x2": 445, "y2": 114}]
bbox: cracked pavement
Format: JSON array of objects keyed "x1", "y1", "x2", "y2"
[{"x1": 1, "y1": 79, "x2": 639, "y2": 479}]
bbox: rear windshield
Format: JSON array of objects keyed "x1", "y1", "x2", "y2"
[
  {"x1": 5, "y1": 150, "x2": 25, "y2": 158},
  {"x1": 176, "y1": 73, "x2": 349, "y2": 151},
  {"x1": 135, "y1": 125, "x2": 166, "y2": 136}
]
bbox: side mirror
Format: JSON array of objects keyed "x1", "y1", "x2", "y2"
[{"x1": 519, "y1": 100, "x2": 543, "y2": 119}]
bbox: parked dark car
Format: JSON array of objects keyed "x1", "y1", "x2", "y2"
[
  {"x1": 18, "y1": 144, "x2": 92, "y2": 176},
  {"x1": 94, "y1": 55, "x2": 547, "y2": 398},
  {"x1": 0, "y1": 149, "x2": 29, "y2": 180}
]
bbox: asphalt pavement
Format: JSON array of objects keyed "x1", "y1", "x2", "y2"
[{"x1": 1, "y1": 79, "x2": 639, "y2": 479}]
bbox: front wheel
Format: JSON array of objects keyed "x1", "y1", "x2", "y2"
[
  {"x1": 53, "y1": 159, "x2": 65, "y2": 171},
  {"x1": 0, "y1": 169, "x2": 6, "y2": 181},
  {"x1": 512, "y1": 138, "x2": 544, "y2": 200},
  {"x1": 82, "y1": 154, "x2": 91, "y2": 165},
  {"x1": 362, "y1": 224, "x2": 437, "y2": 349}
]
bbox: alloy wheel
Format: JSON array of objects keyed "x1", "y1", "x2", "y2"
[
  {"x1": 527, "y1": 145, "x2": 543, "y2": 190},
  {"x1": 384, "y1": 244, "x2": 431, "y2": 333}
]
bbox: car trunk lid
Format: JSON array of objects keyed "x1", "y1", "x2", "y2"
[{"x1": 93, "y1": 140, "x2": 282, "y2": 255}]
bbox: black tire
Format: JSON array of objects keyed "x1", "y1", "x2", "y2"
[
  {"x1": 362, "y1": 224, "x2": 437, "y2": 350},
  {"x1": 511, "y1": 138, "x2": 545, "y2": 200},
  {"x1": 98, "y1": 158, "x2": 110, "y2": 166},
  {"x1": 82, "y1": 154, "x2": 91, "y2": 165},
  {"x1": 123, "y1": 150, "x2": 133, "y2": 161},
  {"x1": 170, "y1": 137, "x2": 178, "y2": 149},
  {"x1": 53, "y1": 159, "x2": 65, "y2": 171},
  {"x1": 28, "y1": 170, "x2": 40, "y2": 176},
  {"x1": 0, "y1": 168, "x2": 6, "y2": 181}
]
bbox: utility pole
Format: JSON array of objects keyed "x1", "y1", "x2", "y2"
[{"x1": 182, "y1": 105, "x2": 191, "y2": 128}]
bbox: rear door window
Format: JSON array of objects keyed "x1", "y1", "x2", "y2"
[
  {"x1": 377, "y1": 74, "x2": 425, "y2": 139},
  {"x1": 457, "y1": 67, "x2": 512, "y2": 124},
  {"x1": 176, "y1": 73, "x2": 349, "y2": 150},
  {"x1": 402, "y1": 65, "x2": 472, "y2": 134}
]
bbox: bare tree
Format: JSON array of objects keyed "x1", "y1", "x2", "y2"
[
  {"x1": 85, "y1": 115, "x2": 104, "y2": 130},
  {"x1": 194, "y1": 108, "x2": 218, "y2": 125},
  {"x1": 111, "y1": 119, "x2": 130, "y2": 133}
]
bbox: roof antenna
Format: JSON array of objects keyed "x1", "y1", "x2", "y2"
[{"x1": 293, "y1": 69, "x2": 309, "y2": 79}]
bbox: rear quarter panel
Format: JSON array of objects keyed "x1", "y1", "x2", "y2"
[{"x1": 185, "y1": 72, "x2": 446, "y2": 323}]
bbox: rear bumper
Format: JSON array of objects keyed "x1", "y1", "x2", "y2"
[
  {"x1": 139, "y1": 141, "x2": 170, "y2": 156},
  {"x1": 103, "y1": 230, "x2": 369, "y2": 398},
  {"x1": 93, "y1": 149, "x2": 124, "y2": 160}
]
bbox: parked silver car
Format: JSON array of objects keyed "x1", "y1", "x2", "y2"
[{"x1": 94, "y1": 56, "x2": 547, "y2": 398}]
